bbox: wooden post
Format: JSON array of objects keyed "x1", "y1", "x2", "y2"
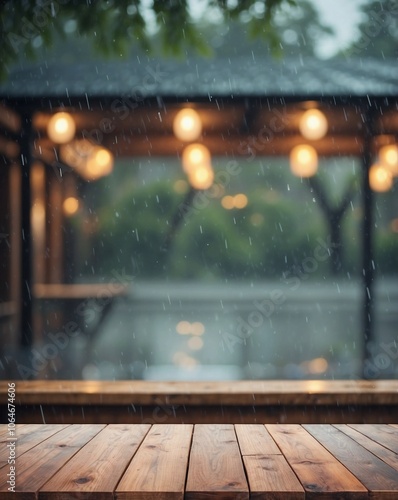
[
  {"x1": 362, "y1": 104, "x2": 374, "y2": 378},
  {"x1": 19, "y1": 113, "x2": 33, "y2": 348}
]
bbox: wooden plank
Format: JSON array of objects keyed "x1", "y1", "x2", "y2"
[
  {"x1": 348, "y1": 424, "x2": 398, "y2": 454},
  {"x1": 0, "y1": 103, "x2": 21, "y2": 133},
  {"x1": 0, "y1": 424, "x2": 104, "y2": 500},
  {"x1": 185, "y1": 424, "x2": 249, "y2": 499},
  {"x1": 243, "y1": 454, "x2": 305, "y2": 499},
  {"x1": 305, "y1": 424, "x2": 398, "y2": 499},
  {"x1": 40, "y1": 424, "x2": 150, "y2": 500},
  {"x1": 116, "y1": 424, "x2": 192, "y2": 500},
  {"x1": 0, "y1": 425, "x2": 70, "y2": 465},
  {"x1": 34, "y1": 283, "x2": 128, "y2": 299},
  {"x1": 0, "y1": 424, "x2": 70, "y2": 469},
  {"x1": 266, "y1": 424, "x2": 368, "y2": 499},
  {"x1": 235, "y1": 424, "x2": 281, "y2": 455},
  {"x1": 335, "y1": 425, "x2": 398, "y2": 473},
  {"x1": 2, "y1": 380, "x2": 398, "y2": 406}
]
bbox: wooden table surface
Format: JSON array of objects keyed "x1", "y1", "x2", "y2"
[
  {"x1": 2, "y1": 379, "x2": 397, "y2": 406},
  {"x1": 2, "y1": 380, "x2": 397, "y2": 424},
  {"x1": 1, "y1": 424, "x2": 398, "y2": 499}
]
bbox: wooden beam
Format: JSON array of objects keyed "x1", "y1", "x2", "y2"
[
  {"x1": 0, "y1": 102, "x2": 21, "y2": 133},
  {"x1": 19, "y1": 113, "x2": 33, "y2": 349}
]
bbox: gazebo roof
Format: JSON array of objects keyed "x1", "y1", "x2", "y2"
[{"x1": 1, "y1": 56, "x2": 397, "y2": 100}]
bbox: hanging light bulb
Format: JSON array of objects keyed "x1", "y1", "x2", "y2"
[
  {"x1": 379, "y1": 144, "x2": 398, "y2": 176},
  {"x1": 182, "y1": 144, "x2": 211, "y2": 173},
  {"x1": 84, "y1": 147, "x2": 114, "y2": 181},
  {"x1": 290, "y1": 144, "x2": 318, "y2": 177},
  {"x1": 188, "y1": 163, "x2": 214, "y2": 190},
  {"x1": 63, "y1": 197, "x2": 80, "y2": 216},
  {"x1": 47, "y1": 112, "x2": 76, "y2": 144},
  {"x1": 369, "y1": 164, "x2": 393, "y2": 192},
  {"x1": 299, "y1": 109, "x2": 328, "y2": 140},
  {"x1": 181, "y1": 143, "x2": 213, "y2": 190},
  {"x1": 60, "y1": 140, "x2": 113, "y2": 181},
  {"x1": 173, "y1": 108, "x2": 202, "y2": 141}
]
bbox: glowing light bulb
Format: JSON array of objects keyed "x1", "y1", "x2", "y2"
[
  {"x1": 234, "y1": 193, "x2": 248, "y2": 209},
  {"x1": 84, "y1": 147, "x2": 113, "y2": 180},
  {"x1": 379, "y1": 145, "x2": 398, "y2": 175},
  {"x1": 290, "y1": 144, "x2": 318, "y2": 177},
  {"x1": 47, "y1": 112, "x2": 76, "y2": 144},
  {"x1": 63, "y1": 197, "x2": 79, "y2": 216},
  {"x1": 173, "y1": 108, "x2": 202, "y2": 141},
  {"x1": 182, "y1": 144, "x2": 211, "y2": 173},
  {"x1": 188, "y1": 164, "x2": 214, "y2": 190},
  {"x1": 369, "y1": 164, "x2": 393, "y2": 192},
  {"x1": 299, "y1": 109, "x2": 328, "y2": 140}
]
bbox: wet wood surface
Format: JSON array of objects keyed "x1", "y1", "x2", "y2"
[
  {"x1": 1, "y1": 380, "x2": 397, "y2": 424},
  {"x1": 0, "y1": 424, "x2": 397, "y2": 499}
]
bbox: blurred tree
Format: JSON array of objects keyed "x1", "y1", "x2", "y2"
[
  {"x1": 306, "y1": 174, "x2": 358, "y2": 275},
  {"x1": 92, "y1": 178, "x2": 183, "y2": 278},
  {"x1": 342, "y1": 0, "x2": 398, "y2": 58}
]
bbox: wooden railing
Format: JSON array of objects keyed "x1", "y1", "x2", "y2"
[{"x1": 1, "y1": 380, "x2": 397, "y2": 424}]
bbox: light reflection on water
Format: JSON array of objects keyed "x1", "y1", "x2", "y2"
[{"x1": 84, "y1": 279, "x2": 397, "y2": 380}]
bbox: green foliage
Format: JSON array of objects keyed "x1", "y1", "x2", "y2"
[
  {"x1": 70, "y1": 156, "x2": 397, "y2": 282},
  {"x1": 375, "y1": 230, "x2": 398, "y2": 275},
  {"x1": 87, "y1": 173, "x2": 329, "y2": 281},
  {"x1": 92, "y1": 179, "x2": 184, "y2": 277},
  {"x1": 0, "y1": 0, "x2": 300, "y2": 80}
]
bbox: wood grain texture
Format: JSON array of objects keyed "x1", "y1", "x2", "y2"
[
  {"x1": 9, "y1": 403, "x2": 398, "y2": 425},
  {"x1": 116, "y1": 424, "x2": 193, "y2": 500},
  {"x1": 305, "y1": 424, "x2": 398, "y2": 499},
  {"x1": 348, "y1": 424, "x2": 398, "y2": 453},
  {"x1": 0, "y1": 424, "x2": 104, "y2": 500},
  {"x1": 243, "y1": 454, "x2": 305, "y2": 499},
  {"x1": 335, "y1": 424, "x2": 398, "y2": 473},
  {"x1": 33, "y1": 283, "x2": 128, "y2": 299},
  {"x1": 40, "y1": 424, "x2": 150, "y2": 500},
  {"x1": 0, "y1": 424, "x2": 70, "y2": 464},
  {"x1": 235, "y1": 424, "x2": 281, "y2": 455},
  {"x1": 266, "y1": 424, "x2": 368, "y2": 499},
  {"x1": 185, "y1": 424, "x2": 249, "y2": 499},
  {"x1": 1, "y1": 424, "x2": 67, "y2": 469},
  {"x1": 2, "y1": 380, "x2": 398, "y2": 406}
]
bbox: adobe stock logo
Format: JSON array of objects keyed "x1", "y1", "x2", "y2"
[{"x1": 364, "y1": 340, "x2": 398, "y2": 379}]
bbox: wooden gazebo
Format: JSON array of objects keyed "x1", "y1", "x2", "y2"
[{"x1": 0, "y1": 54, "x2": 398, "y2": 380}]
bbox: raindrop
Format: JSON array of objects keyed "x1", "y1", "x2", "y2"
[{"x1": 39, "y1": 405, "x2": 46, "y2": 424}]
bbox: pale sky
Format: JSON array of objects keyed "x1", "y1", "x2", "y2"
[
  {"x1": 313, "y1": 0, "x2": 367, "y2": 58},
  {"x1": 187, "y1": 0, "x2": 368, "y2": 59}
]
